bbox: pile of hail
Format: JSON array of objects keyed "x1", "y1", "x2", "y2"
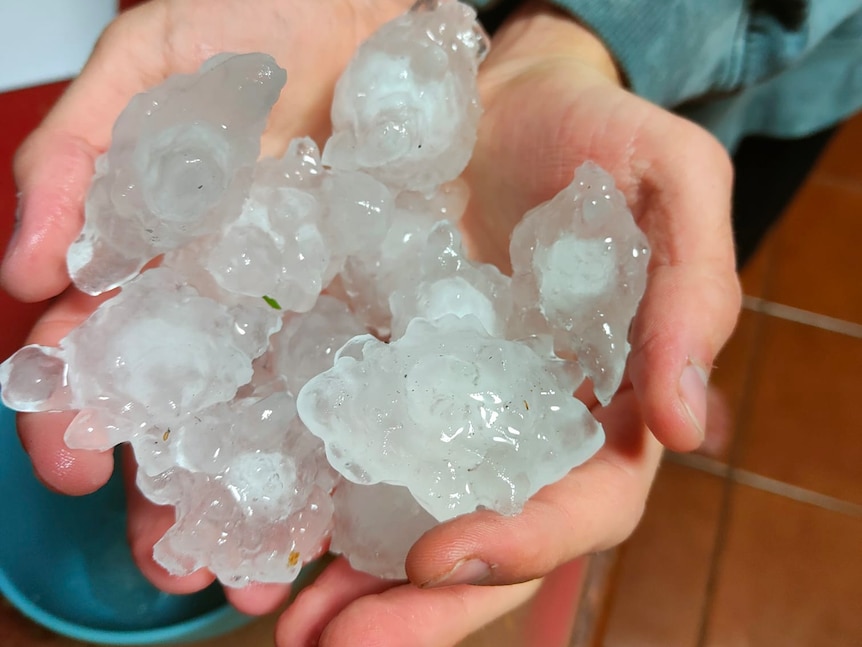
[{"x1": 0, "y1": 0, "x2": 648, "y2": 585}]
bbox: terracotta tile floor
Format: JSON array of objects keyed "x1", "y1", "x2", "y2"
[{"x1": 2, "y1": 84, "x2": 862, "y2": 647}]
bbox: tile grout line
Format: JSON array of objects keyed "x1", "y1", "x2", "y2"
[
  {"x1": 693, "y1": 303, "x2": 770, "y2": 647},
  {"x1": 666, "y1": 452, "x2": 862, "y2": 519},
  {"x1": 692, "y1": 450, "x2": 736, "y2": 647},
  {"x1": 742, "y1": 295, "x2": 862, "y2": 339}
]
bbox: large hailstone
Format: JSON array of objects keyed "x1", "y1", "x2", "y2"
[
  {"x1": 134, "y1": 392, "x2": 339, "y2": 587},
  {"x1": 323, "y1": 0, "x2": 486, "y2": 192},
  {"x1": 297, "y1": 315, "x2": 603, "y2": 521},
  {"x1": 200, "y1": 138, "x2": 395, "y2": 314},
  {"x1": 67, "y1": 53, "x2": 286, "y2": 295},
  {"x1": 0, "y1": 268, "x2": 255, "y2": 450},
  {"x1": 510, "y1": 162, "x2": 650, "y2": 405},
  {"x1": 268, "y1": 295, "x2": 369, "y2": 398}
]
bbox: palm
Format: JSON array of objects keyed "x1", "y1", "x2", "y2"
[
  {"x1": 2, "y1": 0, "x2": 414, "y2": 304},
  {"x1": 52, "y1": 0, "x2": 413, "y2": 158},
  {"x1": 463, "y1": 56, "x2": 723, "y2": 270}
]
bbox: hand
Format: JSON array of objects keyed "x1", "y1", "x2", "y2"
[
  {"x1": 400, "y1": 2, "x2": 741, "y2": 591},
  {"x1": 270, "y1": 3, "x2": 744, "y2": 643},
  {"x1": 0, "y1": 0, "x2": 418, "y2": 617}
]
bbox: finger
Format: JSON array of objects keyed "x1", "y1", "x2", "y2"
[
  {"x1": 316, "y1": 578, "x2": 541, "y2": 647},
  {"x1": 15, "y1": 288, "x2": 117, "y2": 494},
  {"x1": 2, "y1": 134, "x2": 99, "y2": 301},
  {"x1": 1, "y1": 4, "x2": 170, "y2": 302},
  {"x1": 276, "y1": 557, "x2": 398, "y2": 647},
  {"x1": 16, "y1": 409, "x2": 111, "y2": 495},
  {"x1": 223, "y1": 583, "x2": 292, "y2": 616},
  {"x1": 406, "y1": 389, "x2": 662, "y2": 587},
  {"x1": 626, "y1": 118, "x2": 741, "y2": 451},
  {"x1": 121, "y1": 446, "x2": 217, "y2": 595},
  {"x1": 701, "y1": 384, "x2": 734, "y2": 457}
]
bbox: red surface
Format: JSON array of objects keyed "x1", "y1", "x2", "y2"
[
  {"x1": 525, "y1": 558, "x2": 586, "y2": 647},
  {"x1": 0, "y1": 81, "x2": 68, "y2": 360}
]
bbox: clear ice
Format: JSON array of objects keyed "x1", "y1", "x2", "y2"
[
  {"x1": 323, "y1": 1, "x2": 486, "y2": 193},
  {"x1": 509, "y1": 163, "x2": 650, "y2": 404},
  {"x1": 297, "y1": 315, "x2": 602, "y2": 521},
  {"x1": 0, "y1": 0, "x2": 649, "y2": 583},
  {"x1": 67, "y1": 54, "x2": 286, "y2": 295}
]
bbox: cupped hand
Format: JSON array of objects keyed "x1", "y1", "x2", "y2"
[
  {"x1": 401, "y1": 0, "x2": 741, "y2": 591},
  {"x1": 1, "y1": 0, "x2": 415, "y2": 618},
  {"x1": 279, "y1": 3, "x2": 742, "y2": 644},
  {"x1": 398, "y1": 0, "x2": 740, "y2": 586}
]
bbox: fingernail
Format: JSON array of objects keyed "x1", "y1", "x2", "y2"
[
  {"x1": 420, "y1": 558, "x2": 492, "y2": 588},
  {"x1": 679, "y1": 360, "x2": 709, "y2": 442}
]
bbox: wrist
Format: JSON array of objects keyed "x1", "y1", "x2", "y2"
[{"x1": 483, "y1": 0, "x2": 622, "y2": 86}]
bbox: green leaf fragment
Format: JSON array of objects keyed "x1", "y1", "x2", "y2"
[{"x1": 262, "y1": 295, "x2": 282, "y2": 310}]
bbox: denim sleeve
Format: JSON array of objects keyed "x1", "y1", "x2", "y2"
[{"x1": 544, "y1": 0, "x2": 862, "y2": 107}]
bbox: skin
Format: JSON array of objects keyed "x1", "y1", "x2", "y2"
[{"x1": 1, "y1": 1, "x2": 741, "y2": 644}]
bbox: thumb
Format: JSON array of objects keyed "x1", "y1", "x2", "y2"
[{"x1": 625, "y1": 120, "x2": 742, "y2": 452}]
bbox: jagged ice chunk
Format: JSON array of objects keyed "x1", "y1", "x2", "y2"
[
  {"x1": 330, "y1": 481, "x2": 437, "y2": 580},
  {"x1": 510, "y1": 162, "x2": 650, "y2": 405},
  {"x1": 339, "y1": 180, "x2": 469, "y2": 336},
  {"x1": 1, "y1": 268, "x2": 257, "y2": 449},
  {"x1": 67, "y1": 54, "x2": 286, "y2": 295},
  {"x1": 323, "y1": 1, "x2": 486, "y2": 192},
  {"x1": 136, "y1": 392, "x2": 339, "y2": 586},
  {"x1": 297, "y1": 315, "x2": 604, "y2": 521},
  {"x1": 388, "y1": 221, "x2": 511, "y2": 339}
]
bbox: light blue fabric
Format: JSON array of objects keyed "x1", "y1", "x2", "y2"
[{"x1": 468, "y1": 0, "x2": 862, "y2": 150}]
